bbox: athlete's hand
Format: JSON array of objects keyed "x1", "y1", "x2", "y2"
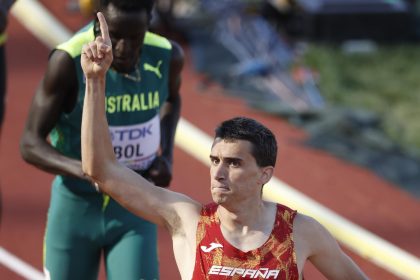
[
  {"x1": 81, "y1": 12, "x2": 113, "y2": 79},
  {"x1": 144, "y1": 156, "x2": 172, "y2": 188}
]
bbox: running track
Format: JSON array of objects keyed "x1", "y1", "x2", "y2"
[{"x1": 1, "y1": 1, "x2": 420, "y2": 279}]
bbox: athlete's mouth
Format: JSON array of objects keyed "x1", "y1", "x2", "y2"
[{"x1": 212, "y1": 184, "x2": 229, "y2": 191}]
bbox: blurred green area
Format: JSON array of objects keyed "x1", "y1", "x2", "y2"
[{"x1": 302, "y1": 44, "x2": 420, "y2": 151}]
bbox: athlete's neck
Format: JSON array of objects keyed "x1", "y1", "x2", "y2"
[
  {"x1": 217, "y1": 202, "x2": 277, "y2": 252},
  {"x1": 217, "y1": 201, "x2": 275, "y2": 232}
]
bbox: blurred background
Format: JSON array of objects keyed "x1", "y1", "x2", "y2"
[{"x1": 153, "y1": 0, "x2": 420, "y2": 197}]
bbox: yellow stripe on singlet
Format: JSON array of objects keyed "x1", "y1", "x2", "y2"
[
  {"x1": 102, "y1": 194, "x2": 110, "y2": 211},
  {"x1": 0, "y1": 33, "x2": 7, "y2": 46}
]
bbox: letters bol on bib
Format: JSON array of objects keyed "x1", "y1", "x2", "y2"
[{"x1": 109, "y1": 115, "x2": 160, "y2": 171}]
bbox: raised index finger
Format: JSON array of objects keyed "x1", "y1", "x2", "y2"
[{"x1": 97, "y1": 12, "x2": 111, "y2": 46}]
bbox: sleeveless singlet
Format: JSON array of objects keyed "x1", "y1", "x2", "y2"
[
  {"x1": 49, "y1": 23, "x2": 172, "y2": 193},
  {"x1": 192, "y1": 203, "x2": 299, "y2": 280}
]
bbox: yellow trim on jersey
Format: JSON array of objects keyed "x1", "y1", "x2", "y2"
[
  {"x1": 144, "y1": 32, "x2": 172, "y2": 50},
  {"x1": 43, "y1": 227, "x2": 47, "y2": 265},
  {"x1": 0, "y1": 33, "x2": 7, "y2": 46},
  {"x1": 102, "y1": 194, "x2": 110, "y2": 211},
  {"x1": 56, "y1": 26, "x2": 94, "y2": 58}
]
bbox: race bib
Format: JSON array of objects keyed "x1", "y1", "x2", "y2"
[{"x1": 109, "y1": 115, "x2": 160, "y2": 171}]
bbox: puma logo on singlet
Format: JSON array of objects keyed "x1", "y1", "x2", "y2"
[
  {"x1": 144, "y1": 60, "x2": 162, "y2": 79},
  {"x1": 200, "y1": 242, "x2": 223, "y2": 252}
]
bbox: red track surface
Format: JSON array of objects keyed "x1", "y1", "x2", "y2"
[{"x1": 1, "y1": 1, "x2": 419, "y2": 279}]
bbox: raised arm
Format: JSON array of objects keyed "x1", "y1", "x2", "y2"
[
  {"x1": 81, "y1": 12, "x2": 201, "y2": 230},
  {"x1": 294, "y1": 214, "x2": 369, "y2": 280}
]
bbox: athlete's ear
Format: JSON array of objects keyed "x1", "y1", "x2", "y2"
[
  {"x1": 148, "y1": 11, "x2": 153, "y2": 26},
  {"x1": 259, "y1": 166, "x2": 274, "y2": 186},
  {"x1": 149, "y1": 1, "x2": 155, "y2": 24}
]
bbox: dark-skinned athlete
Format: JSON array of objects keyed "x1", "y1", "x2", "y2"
[{"x1": 20, "y1": 0, "x2": 183, "y2": 279}]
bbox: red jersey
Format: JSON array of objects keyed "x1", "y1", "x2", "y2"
[{"x1": 191, "y1": 203, "x2": 299, "y2": 280}]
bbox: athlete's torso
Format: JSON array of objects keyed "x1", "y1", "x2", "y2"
[
  {"x1": 192, "y1": 203, "x2": 299, "y2": 280},
  {"x1": 50, "y1": 23, "x2": 172, "y2": 193}
]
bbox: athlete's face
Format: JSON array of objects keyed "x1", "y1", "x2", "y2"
[
  {"x1": 209, "y1": 138, "x2": 273, "y2": 205},
  {"x1": 100, "y1": 3, "x2": 150, "y2": 73}
]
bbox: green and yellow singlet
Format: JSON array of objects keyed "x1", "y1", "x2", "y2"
[{"x1": 50, "y1": 23, "x2": 172, "y2": 193}]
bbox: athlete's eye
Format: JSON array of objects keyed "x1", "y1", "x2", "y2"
[
  {"x1": 228, "y1": 160, "x2": 240, "y2": 168},
  {"x1": 210, "y1": 156, "x2": 220, "y2": 165}
]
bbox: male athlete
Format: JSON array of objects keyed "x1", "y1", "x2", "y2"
[
  {"x1": 80, "y1": 12, "x2": 369, "y2": 280},
  {"x1": 20, "y1": 0, "x2": 183, "y2": 279}
]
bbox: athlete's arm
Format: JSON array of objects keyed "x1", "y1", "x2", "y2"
[
  {"x1": 20, "y1": 49, "x2": 86, "y2": 179},
  {"x1": 161, "y1": 40, "x2": 183, "y2": 163},
  {"x1": 294, "y1": 214, "x2": 369, "y2": 280},
  {"x1": 82, "y1": 13, "x2": 201, "y2": 230},
  {"x1": 0, "y1": 9, "x2": 7, "y2": 34},
  {"x1": 146, "y1": 40, "x2": 184, "y2": 187}
]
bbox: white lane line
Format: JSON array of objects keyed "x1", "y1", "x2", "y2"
[
  {"x1": 11, "y1": 0, "x2": 72, "y2": 47},
  {"x1": 0, "y1": 247, "x2": 44, "y2": 280}
]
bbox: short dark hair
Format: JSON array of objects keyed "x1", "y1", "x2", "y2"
[
  {"x1": 215, "y1": 117, "x2": 277, "y2": 167},
  {"x1": 99, "y1": 0, "x2": 154, "y2": 14}
]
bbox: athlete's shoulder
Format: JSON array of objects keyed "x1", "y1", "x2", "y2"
[
  {"x1": 276, "y1": 203, "x2": 297, "y2": 217},
  {"x1": 168, "y1": 39, "x2": 184, "y2": 62},
  {"x1": 293, "y1": 212, "x2": 327, "y2": 243},
  {"x1": 56, "y1": 23, "x2": 95, "y2": 58},
  {"x1": 296, "y1": 213, "x2": 326, "y2": 231}
]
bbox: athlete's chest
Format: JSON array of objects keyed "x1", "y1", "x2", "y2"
[
  {"x1": 194, "y1": 206, "x2": 299, "y2": 279},
  {"x1": 103, "y1": 59, "x2": 168, "y2": 116}
]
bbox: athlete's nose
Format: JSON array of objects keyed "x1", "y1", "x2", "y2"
[{"x1": 212, "y1": 163, "x2": 226, "y2": 181}]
